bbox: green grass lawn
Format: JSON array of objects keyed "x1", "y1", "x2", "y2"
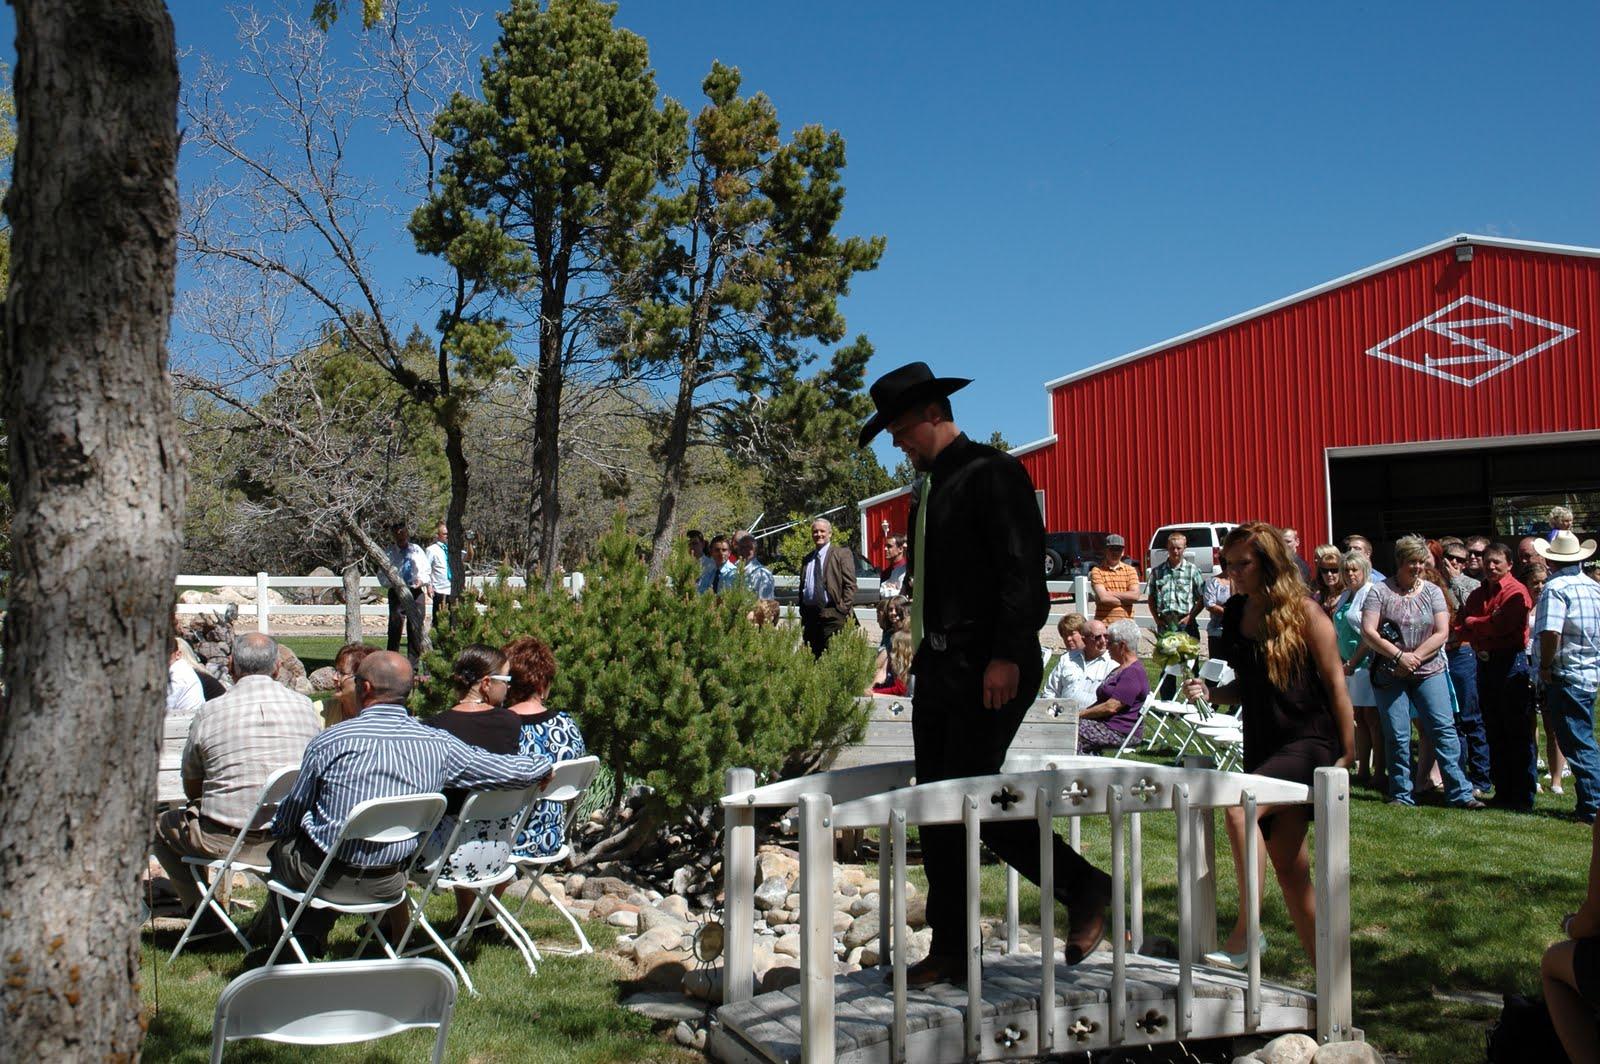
[
  {"x1": 140, "y1": 891, "x2": 697, "y2": 1063},
  {"x1": 277, "y1": 635, "x2": 380, "y2": 676}
]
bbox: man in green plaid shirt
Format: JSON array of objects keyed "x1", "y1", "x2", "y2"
[{"x1": 1148, "y1": 531, "x2": 1205, "y2": 636}]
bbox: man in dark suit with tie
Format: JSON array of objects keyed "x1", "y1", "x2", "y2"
[{"x1": 798, "y1": 518, "x2": 856, "y2": 657}]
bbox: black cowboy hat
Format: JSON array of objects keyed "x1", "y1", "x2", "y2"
[{"x1": 857, "y1": 362, "x2": 972, "y2": 447}]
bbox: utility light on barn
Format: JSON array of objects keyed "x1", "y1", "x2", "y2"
[{"x1": 1455, "y1": 238, "x2": 1474, "y2": 263}]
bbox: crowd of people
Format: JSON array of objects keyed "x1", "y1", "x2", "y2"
[
  {"x1": 1047, "y1": 512, "x2": 1600, "y2": 821},
  {"x1": 153, "y1": 630, "x2": 587, "y2": 963}
]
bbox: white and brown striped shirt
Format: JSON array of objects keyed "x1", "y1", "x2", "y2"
[{"x1": 181, "y1": 674, "x2": 322, "y2": 831}]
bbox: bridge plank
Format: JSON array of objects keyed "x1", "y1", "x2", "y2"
[{"x1": 712, "y1": 953, "x2": 1315, "y2": 1063}]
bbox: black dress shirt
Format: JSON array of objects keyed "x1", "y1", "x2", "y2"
[{"x1": 906, "y1": 433, "x2": 1049, "y2": 672}]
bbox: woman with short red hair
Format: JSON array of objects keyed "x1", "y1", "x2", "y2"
[{"x1": 504, "y1": 635, "x2": 587, "y2": 859}]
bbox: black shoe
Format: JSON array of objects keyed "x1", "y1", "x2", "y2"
[
  {"x1": 891, "y1": 954, "x2": 965, "y2": 987},
  {"x1": 1453, "y1": 798, "x2": 1487, "y2": 810},
  {"x1": 187, "y1": 910, "x2": 234, "y2": 941},
  {"x1": 1059, "y1": 869, "x2": 1113, "y2": 965}
]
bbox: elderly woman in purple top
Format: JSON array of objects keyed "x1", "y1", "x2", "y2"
[{"x1": 1076, "y1": 619, "x2": 1150, "y2": 753}]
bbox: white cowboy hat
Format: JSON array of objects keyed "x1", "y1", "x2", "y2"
[{"x1": 1535, "y1": 529, "x2": 1598, "y2": 565}]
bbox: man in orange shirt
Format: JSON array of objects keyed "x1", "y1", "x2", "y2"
[{"x1": 1090, "y1": 534, "x2": 1141, "y2": 623}]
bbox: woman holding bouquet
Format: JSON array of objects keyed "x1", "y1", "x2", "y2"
[{"x1": 1184, "y1": 522, "x2": 1354, "y2": 969}]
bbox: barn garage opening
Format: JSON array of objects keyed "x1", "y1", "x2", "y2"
[{"x1": 1328, "y1": 436, "x2": 1600, "y2": 564}]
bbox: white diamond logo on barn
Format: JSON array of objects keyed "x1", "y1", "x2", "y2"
[{"x1": 1366, "y1": 295, "x2": 1580, "y2": 387}]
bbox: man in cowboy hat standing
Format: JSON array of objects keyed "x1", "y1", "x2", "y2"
[
  {"x1": 859, "y1": 361, "x2": 1111, "y2": 986},
  {"x1": 1535, "y1": 530, "x2": 1600, "y2": 823}
]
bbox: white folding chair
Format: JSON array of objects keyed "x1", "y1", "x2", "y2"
[
  {"x1": 509, "y1": 755, "x2": 602, "y2": 956},
  {"x1": 209, "y1": 958, "x2": 457, "y2": 1064},
  {"x1": 261, "y1": 793, "x2": 447, "y2": 968},
  {"x1": 169, "y1": 764, "x2": 301, "y2": 963},
  {"x1": 1112, "y1": 662, "x2": 1192, "y2": 759},
  {"x1": 398, "y1": 784, "x2": 544, "y2": 995}
]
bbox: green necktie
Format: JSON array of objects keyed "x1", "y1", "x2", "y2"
[{"x1": 910, "y1": 474, "x2": 930, "y2": 651}]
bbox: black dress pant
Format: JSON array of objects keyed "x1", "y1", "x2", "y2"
[
  {"x1": 799, "y1": 605, "x2": 843, "y2": 659},
  {"x1": 386, "y1": 587, "x2": 426, "y2": 661},
  {"x1": 911, "y1": 648, "x2": 1105, "y2": 959},
  {"x1": 430, "y1": 592, "x2": 452, "y2": 631},
  {"x1": 1478, "y1": 649, "x2": 1536, "y2": 809}
]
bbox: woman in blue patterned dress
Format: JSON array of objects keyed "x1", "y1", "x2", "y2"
[{"x1": 504, "y1": 635, "x2": 588, "y2": 859}]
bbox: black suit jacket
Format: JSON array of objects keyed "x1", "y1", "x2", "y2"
[
  {"x1": 799, "y1": 544, "x2": 856, "y2": 624},
  {"x1": 906, "y1": 433, "x2": 1049, "y2": 672}
]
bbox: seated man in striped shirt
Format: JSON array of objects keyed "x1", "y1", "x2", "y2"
[{"x1": 248, "y1": 651, "x2": 551, "y2": 961}]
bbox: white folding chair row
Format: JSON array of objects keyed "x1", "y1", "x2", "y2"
[
  {"x1": 261, "y1": 792, "x2": 448, "y2": 968},
  {"x1": 398, "y1": 784, "x2": 545, "y2": 996},
  {"x1": 1112, "y1": 663, "x2": 1192, "y2": 758},
  {"x1": 210, "y1": 958, "x2": 457, "y2": 1063},
  {"x1": 170, "y1": 764, "x2": 302, "y2": 963},
  {"x1": 508, "y1": 755, "x2": 602, "y2": 956}
]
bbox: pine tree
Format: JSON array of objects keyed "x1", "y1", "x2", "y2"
[{"x1": 418, "y1": 513, "x2": 873, "y2": 862}]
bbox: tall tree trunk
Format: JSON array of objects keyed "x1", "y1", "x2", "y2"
[
  {"x1": 0, "y1": 3, "x2": 183, "y2": 1060},
  {"x1": 341, "y1": 560, "x2": 363, "y2": 645},
  {"x1": 444, "y1": 424, "x2": 469, "y2": 600},
  {"x1": 648, "y1": 356, "x2": 698, "y2": 574},
  {"x1": 531, "y1": 287, "x2": 564, "y2": 587}
]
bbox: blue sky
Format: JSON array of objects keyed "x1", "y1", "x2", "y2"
[{"x1": 6, "y1": 1, "x2": 1598, "y2": 469}]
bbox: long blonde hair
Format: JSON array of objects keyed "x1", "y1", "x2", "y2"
[
  {"x1": 1224, "y1": 522, "x2": 1311, "y2": 690},
  {"x1": 887, "y1": 630, "x2": 914, "y2": 681}
]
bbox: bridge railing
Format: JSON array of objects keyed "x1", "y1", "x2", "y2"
[{"x1": 720, "y1": 759, "x2": 1353, "y2": 1062}]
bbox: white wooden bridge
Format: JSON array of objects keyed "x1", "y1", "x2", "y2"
[{"x1": 712, "y1": 757, "x2": 1356, "y2": 1062}]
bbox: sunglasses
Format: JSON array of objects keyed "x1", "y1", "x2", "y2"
[
  {"x1": 1445, "y1": 554, "x2": 1468, "y2": 564},
  {"x1": 1319, "y1": 568, "x2": 1340, "y2": 575},
  {"x1": 1468, "y1": 549, "x2": 1485, "y2": 556},
  {"x1": 486, "y1": 673, "x2": 513, "y2": 683}
]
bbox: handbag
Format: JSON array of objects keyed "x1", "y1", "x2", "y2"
[{"x1": 1368, "y1": 619, "x2": 1405, "y2": 689}]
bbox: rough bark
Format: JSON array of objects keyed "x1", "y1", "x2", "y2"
[
  {"x1": 443, "y1": 425, "x2": 469, "y2": 599},
  {"x1": 531, "y1": 302, "x2": 564, "y2": 586},
  {"x1": 0, "y1": 2, "x2": 183, "y2": 1060}
]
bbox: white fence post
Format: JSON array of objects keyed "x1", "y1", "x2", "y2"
[
  {"x1": 723, "y1": 767, "x2": 757, "y2": 1005},
  {"x1": 1314, "y1": 767, "x2": 1354, "y2": 1043},
  {"x1": 1074, "y1": 574, "x2": 1089, "y2": 618},
  {"x1": 798, "y1": 793, "x2": 835, "y2": 1064},
  {"x1": 255, "y1": 571, "x2": 270, "y2": 633}
]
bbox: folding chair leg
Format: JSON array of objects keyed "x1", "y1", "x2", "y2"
[
  {"x1": 485, "y1": 894, "x2": 541, "y2": 974},
  {"x1": 533, "y1": 878, "x2": 593, "y2": 956},
  {"x1": 170, "y1": 864, "x2": 254, "y2": 963},
  {"x1": 409, "y1": 911, "x2": 477, "y2": 996}
]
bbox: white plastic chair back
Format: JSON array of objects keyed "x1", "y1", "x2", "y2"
[
  {"x1": 209, "y1": 958, "x2": 457, "y2": 1063},
  {"x1": 1200, "y1": 657, "x2": 1235, "y2": 685},
  {"x1": 455, "y1": 784, "x2": 539, "y2": 824},
  {"x1": 543, "y1": 755, "x2": 601, "y2": 805},
  {"x1": 344, "y1": 793, "x2": 449, "y2": 847},
  {"x1": 246, "y1": 764, "x2": 302, "y2": 831}
]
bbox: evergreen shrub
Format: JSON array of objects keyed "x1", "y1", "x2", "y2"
[{"x1": 416, "y1": 515, "x2": 874, "y2": 821}]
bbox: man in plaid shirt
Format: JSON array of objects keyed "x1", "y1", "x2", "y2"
[
  {"x1": 1535, "y1": 532, "x2": 1600, "y2": 823},
  {"x1": 151, "y1": 634, "x2": 321, "y2": 928},
  {"x1": 1147, "y1": 532, "x2": 1205, "y2": 636}
]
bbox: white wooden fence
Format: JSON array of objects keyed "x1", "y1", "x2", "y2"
[
  {"x1": 172, "y1": 572, "x2": 586, "y2": 632},
  {"x1": 714, "y1": 759, "x2": 1355, "y2": 1062}
]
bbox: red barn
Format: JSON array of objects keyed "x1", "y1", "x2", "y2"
[{"x1": 860, "y1": 234, "x2": 1600, "y2": 570}]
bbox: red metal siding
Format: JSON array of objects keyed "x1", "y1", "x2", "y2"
[
  {"x1": 862, "y1": 491, "x2": 913, "y2": 569},
  {"x1": 1030, "y1": 244, "x2": 1600, "y2": 555}
]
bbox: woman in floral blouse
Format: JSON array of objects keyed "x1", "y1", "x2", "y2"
[{"x1": 504, "y1": 635, "x2": 588, "y2": 859}]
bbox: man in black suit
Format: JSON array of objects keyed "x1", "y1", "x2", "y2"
[
  {"x1": 798, "y1": 518, "x2": 856, "y2": 657},
  {"x1": 858, "y1": 360, "x2": 1112, "y2": 987}
]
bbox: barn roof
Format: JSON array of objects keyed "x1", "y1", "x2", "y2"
[{"x1": 1041, "y1": 234, "x2": 1600, "y2": 392}]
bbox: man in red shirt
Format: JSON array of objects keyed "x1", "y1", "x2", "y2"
[{"x1": 1457, "y1": 542, "x2": 1535, "y2": 810}]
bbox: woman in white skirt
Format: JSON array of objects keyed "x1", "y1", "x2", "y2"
[{"x1": 1334, "y1": 550, "x2": 1380, "y2": 786}]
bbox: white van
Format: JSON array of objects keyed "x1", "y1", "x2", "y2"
[{"x1": 1147, "y1": 523, "x2": 1239, "y2": 576}]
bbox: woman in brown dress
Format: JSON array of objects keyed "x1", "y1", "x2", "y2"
[{"x1": 1185, "y1": 522, "x2": 1354, "y2": 968}]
